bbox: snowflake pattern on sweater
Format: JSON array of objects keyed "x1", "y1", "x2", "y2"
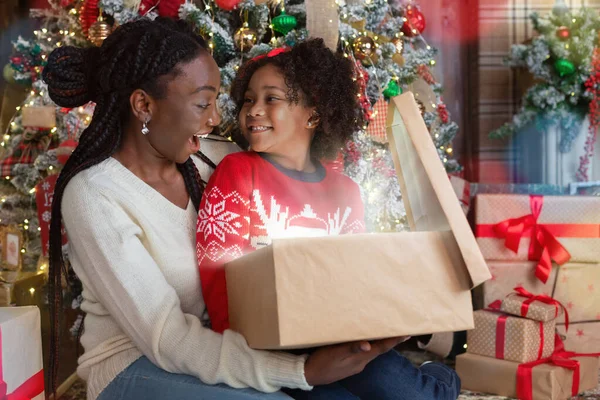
[{"x1": 197, "y1": 151, "x2": 365, "y2": 333}]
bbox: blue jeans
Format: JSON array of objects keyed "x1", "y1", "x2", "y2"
[
  {"x1": 98, "y1": 350, "x2": 460, "y2": 400},
  {"x1": 283, "y1": 350, "x2": 460, "y2": 400},
  {"x1": 97, "y1": 356, "x2": 293, "y2": 400}
]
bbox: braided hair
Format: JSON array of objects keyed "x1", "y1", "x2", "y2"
[{"x1": 42, "y1": 17, "x2": 208, "y2": 393}]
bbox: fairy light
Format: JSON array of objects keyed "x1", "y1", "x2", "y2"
[
  {"x1": 51, "y1": 127, "x2": 57, "y2": 133},
  {"x1": 1, "y1": 198, "x2": 5, "y2": 203},
  {"x1": 24, "y1": 219, "x2": 29, "y2": 224},
  {"x1": 30, "y1": 90, "x2": 35, "y2": 96},
  {"x1": 24, "y1": 225, "x2": 29, "y2": 230},
  {"x1": 4, "y1": 176, "x2": 9, "y2": 180},
  {"x1": 42, "y1": 28, "x2": 47, "y2": 33},
  {"x1": 29, "y1": 188, "x2": 36, "y2": 194},
  {"x1": 4, "y1": 135, "x2": 10, "y2": 141},
  {"x1": 48, "y1": 166, "x2": 54, "y2": 171},
  {"x1": 20, "y1": 248, "x2": 25, "y2": 254},
  {"x1": 29, "y1": 288, "x2": 35, "y2": 295},
  {"x1": 16, "y1": 106, "x2": 20, "y2": 111}
]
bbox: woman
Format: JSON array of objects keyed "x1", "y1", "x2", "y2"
[{"x1": 43, "y1": 18, "x2": 404, "y2": 400}]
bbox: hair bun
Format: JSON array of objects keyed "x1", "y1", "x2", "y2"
[{"x1": 42, "y1": 46, "x2": 100, "y2": 108}]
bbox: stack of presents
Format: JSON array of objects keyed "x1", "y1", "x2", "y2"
[{"x1": 452, "y1": 188, "x2": 600, "y2": 399}]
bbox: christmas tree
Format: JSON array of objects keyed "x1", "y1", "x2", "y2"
[
  {"x1": 1, "y1": 0, "x2": 461, "y2": 278},
  {"x1": 489, "y1": 2, "x2": 600, "y2": 182}
]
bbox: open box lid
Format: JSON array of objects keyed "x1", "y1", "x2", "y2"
[{"x1": 386, "y1": 92, "x2": 490, "y2": 288}]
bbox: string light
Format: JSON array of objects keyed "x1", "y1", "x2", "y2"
[{"x1": 29, "y1": 288, "x2": 35, "y2": 295}]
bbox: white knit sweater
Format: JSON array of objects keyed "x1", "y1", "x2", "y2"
[{"x1": 62, "y1": 157, "x2": 310, "y2": 400}]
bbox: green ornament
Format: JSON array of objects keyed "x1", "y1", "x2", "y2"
[
  {"x1": 554, "y1": 58, "x2": 576, "y2": 77},
  {"x1": 2, "y1": 63, "x2": 15, "y2": 84},
  {"x1": 31, "y1": 44, "x2": 42, "y2": 56},
  {"x1": 383, "y1": 80, "x2": 401, "y2": 98},
  {"x1": 272, "y1": 11, "x2": 297, "y2": 35}
]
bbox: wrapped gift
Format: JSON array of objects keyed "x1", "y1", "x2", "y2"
[
  {"x1": 501, "y1": 287, "x2": 566, "y2": 323},
  {"x1": 456, "y1": 351, "x2": 599, "y2": 400},
  {"x1": 470, "y1": 183, "x2": 567, "y2": 196},
  {"x1": 482, "y1": 261, "x2": 557, "y2": 307},
  {"x1": 467, "y1": 310, "x2": 555, "y2": 363},
  {"x1": 557, "y1": 322, "x2": 600, "y2": 353},
  {"x1": 0, "y1": 306, "x2": 45, "y2": 400},
  {"x1": 225, "y1": 93, "x2": 491, "y2": 350},
  {"x1": 475, "y1": 194, "x2": 600, "y2": 282},
  {"x1": 553, "y1": 262, "x2": 600, "y2": 323}
]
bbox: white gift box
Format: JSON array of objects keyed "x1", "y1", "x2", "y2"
[{"x1": 0, "y1": 306, "x2": 45, "y2": 400}]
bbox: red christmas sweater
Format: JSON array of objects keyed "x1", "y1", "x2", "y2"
[{"x1": 196, "y1": 151, "x2": 366, "y2": 333}]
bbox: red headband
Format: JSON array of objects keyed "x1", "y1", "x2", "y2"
[{"x1": 250, "y1": 46, "x2": 290, "y2": 62}]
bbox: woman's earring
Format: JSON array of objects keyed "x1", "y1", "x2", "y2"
[
  {"x1": 141, "y1": 119, "x2": 150, "y2": 135},
  {"x1": 307, "y1": 121, "x2": 312, "y2": 127}
]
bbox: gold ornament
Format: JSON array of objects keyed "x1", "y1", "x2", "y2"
[
  {"x1": 88, "y1": 15, "x2": 112, "y2": 46},
  {"x1": 234, "y1": 26, "x2": 258, "y2": 52},
  {"x1": 391, "y1": 36, "x2": 404, "y2": 54},
  {"x1": 352, "y1": 35, "x2": 377, "y2": 64},
  {"x1": 349, "y1": 19, "x2": 367, "y2": 31},
  {"x1": 392, "y1": 53, "x2": 405, "y2": 66}
]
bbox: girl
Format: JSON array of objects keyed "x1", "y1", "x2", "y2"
[{"x1": 197, "y1": 38, "x2": 461, "y2": 400}]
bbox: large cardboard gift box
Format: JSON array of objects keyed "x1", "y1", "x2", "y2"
[
  {"x1": 0, "y1": 306, "x2": 45, "y2": 400},
  {"x1": 225, "y1": 93, "x2": 491, "y2": 350},
  {"x1": 475, "y1": 194, "x2": 600, "y2": 265},
  {"x1": 456, "y1": 352, "x2": 599, "y2": 400}
]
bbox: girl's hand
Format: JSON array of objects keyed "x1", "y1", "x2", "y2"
[{"x1": 303, "y1": 336, "x2": 410, "y2": 386}]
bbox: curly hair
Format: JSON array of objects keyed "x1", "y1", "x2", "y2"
[
  {"x1": 230, "y1": 38, "x2": 365, "y2": 160},
  {"x1": 42, "y1": 17, "x2": 208, "y2": 394}
]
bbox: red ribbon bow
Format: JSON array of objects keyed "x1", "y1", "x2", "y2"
[
  {"x1": 512, "y1": 286, "x2": 569, "y2": 331},
  {"x1": 516, "y1": 335, "x2": 600, "y2": 400},
  {"x1": 492, "y1": 195, "x2": 571, "y2": 283},
  {"x1": 0, "y1": 328, "x2": 45, "y2": 400}
]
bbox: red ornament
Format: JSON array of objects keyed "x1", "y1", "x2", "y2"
[
  {"x1": 214, "y1": 0, "x2": 241, "y2": 11},
  {"x1": 55, "y1": 138, "x2": 79, "y2": 165},
  {"x1": 157, "y1": 0, "x2": 184, "y2": 18},
  {"x1": 79, "y1": 0, "x2": 100, "y2": 35},
  {"x1": 556, "y1": 26, "x2": 571, "y2": 41},
  {"x1": 401, "y1": 6, "x2": 426, "y2": 37}
]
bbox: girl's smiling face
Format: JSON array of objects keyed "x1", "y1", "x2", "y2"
[{"x1": 239, "y1": 64, "x2": 315, "y2": 157}]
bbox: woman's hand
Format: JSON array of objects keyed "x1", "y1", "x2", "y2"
[{"x1": 303, "y1": 336, "x2": 410, "y2": 386}]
